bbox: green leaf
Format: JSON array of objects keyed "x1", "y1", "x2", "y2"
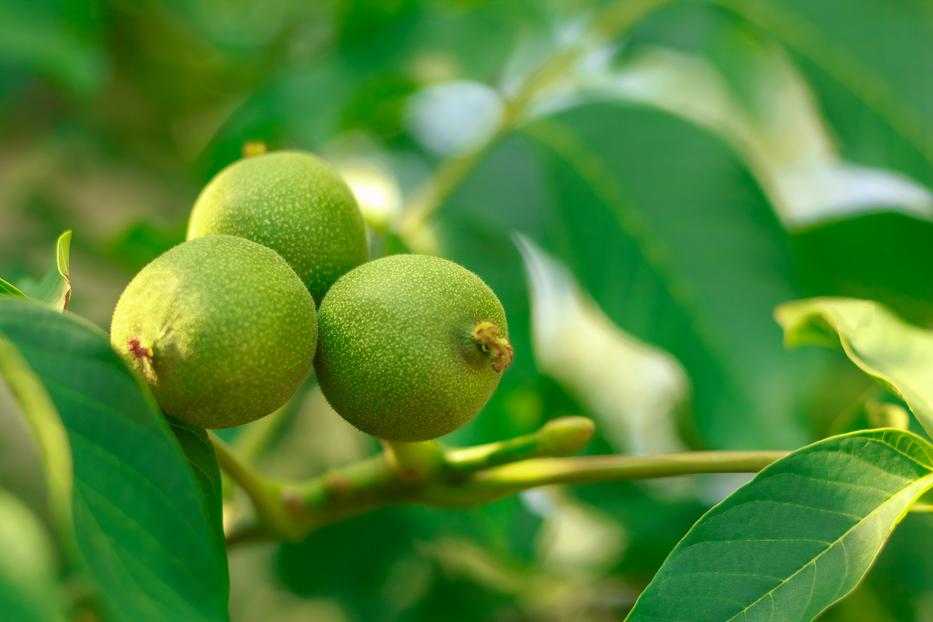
[
  {"x1": 17, "y1": 231, "x2": 73, "y2": 312},
  {"x1": 0, "y1": 335, "x2": 74, "y2": 543},
  {"x1": 105, "y1": 220, "x2": 185, "y2": 273},
  {"x1": 0, "y1": 488, "x2": 65, "y2": 622},
  {"x1": 0, "y1": 298, "x2": 230, "y2": 622},
  {"x1": 776, "y1": 297, "x2": 933, "y2": 438},
  {"x1": 206, "y1": 1, "x2": 544, "y2": 173},
  {"x1": 627, "y1": 429, "x2": 933, "y2": 621},
  {"x1": 0, "y1": 1, "x2": 106, "y2": 97},
  {"x1": 169, "y1": 418, "x2": 226, "y2": 555},
  {"x1": 619, "y1": 4, "x2": 932, "y2": 227},
  {"x1": 0, "y1": 278, "x2": 26, "y2": 298},
  {"x1": 791, "y1": 213, "x2": 933, "y2": 323},
  {"x1": 719, "y1": 0, "x2": 933, "y2": 185},
  {"x1": 434, "y1": 103, "x2": 818, "y2": 449}
]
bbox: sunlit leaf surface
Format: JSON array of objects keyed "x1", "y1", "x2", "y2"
[{"x1": 628, "y1": 429, "x2": 933, "y2": 621}]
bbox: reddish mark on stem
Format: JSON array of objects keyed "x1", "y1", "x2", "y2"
[
  {"x1": 282, "y1": 492, "x2": 304, "y2": 519},
  {"x1": 400, "y1": 468, "x2": 422, "y2": 483},
  {"x1": 472, "y1": 321, "x2": 514, "y2": 373},
  {"x1": 324, "y1": 476, "x2": 352, "y2": 497}
]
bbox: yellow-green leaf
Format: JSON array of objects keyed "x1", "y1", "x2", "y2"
[{"x1": 776, "y1": 297, "x2": 933, "y2": 437}]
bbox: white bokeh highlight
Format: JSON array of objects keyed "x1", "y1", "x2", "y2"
[
  {"x1": 517, "y1": 235, "x2": 688, "y2": 456},
  {"x1": 405, "y1": 80, "x2": 504, "y2": 156}
]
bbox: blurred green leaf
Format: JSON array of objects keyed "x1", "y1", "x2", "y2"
[
  {"x1": 435, "y1": 103, "x2": 818, "y2": 449},
  {"x1": 106, "y1": 221, "x2": 186, "y2": 274},
  {"x1": 0, "y1": 298, "x2": 230, "y2": 622},
  {"x1": 0, "y1": 373, "x2": 55, "y2": 521},
  {"x1": 0, "y1": 488, "x2": 65, "y2": 622},
  {"x1": 277, "y1": 510, "x2": 424, "y2": 621},
  {"x1": 207, "y1": 0, "x2": 545, "y2": 169},
  {"x1": 618, "y1": 3, "x2": 932, "y2": 228},
  {"x1": 573, "y1": 478, "x2": 709, "y2": 582},
  {"x1": 627, "y1": 429, "x2": 933, "y2": 621},
  {"x1": 0, "y1": 334, "x2": 74, "y2": 543},
  {"x1": 720, "y1": 0, "x2": 933, "y2": 186},
  {"x1": 791, "y1": 213, "x2": 933, "y2": 323},
  {"x1": 277, "y1": 503, "x2": 533, "y2": 622},
  {"x1": 0, "y1": 0, "x2": 106, "y2": 97},
  {"x1": 777, "y1": 297, "x2": 933, "y2": 438},
  {"x1": 554, "y1": 2, "x2": 933, "y2": 345}
]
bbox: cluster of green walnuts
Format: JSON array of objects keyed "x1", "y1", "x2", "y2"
[{"x1": 110, "y1": 151, "x2": 513, "y2": 442}]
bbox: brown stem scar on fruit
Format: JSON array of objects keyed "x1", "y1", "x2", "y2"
[
  {"x1": 472, "y1": 321, "x2": 514, "y2": 373},
  {"x1": 128, "y1": 338, "x2": 153, "y2": 360}
]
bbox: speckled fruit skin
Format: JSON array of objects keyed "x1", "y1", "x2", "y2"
[
  {"x1": 315, "y1": 254, "x2": 509, "y2": 441},
  {"x1": 110, "y1": 235, "x2": 317, "y2": 428},
  {"x1": 187, "y1": 150, "x2": 369, "y2": 304}
]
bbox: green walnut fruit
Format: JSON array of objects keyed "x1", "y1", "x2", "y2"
[
  {"x1": 314, "y1": 254, "x2": 513, "y2": 442},
  {"x1": 187, "y1": 150, "x2": 368, "y2": 304},
  {"x1": 110, "y1": 235, "x2": 317, "y2": 428}
]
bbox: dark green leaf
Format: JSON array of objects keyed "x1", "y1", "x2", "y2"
[
  {"x1": 0, "y1": 298, "x2": 230, "y2": 622},
  {"x1": 169, "y1": 418, "x2": 225, "y2": 555},
  {"x1": 791, "y1": 213, "x2": 933, "y2": 323}
]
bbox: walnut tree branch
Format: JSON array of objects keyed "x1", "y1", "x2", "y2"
[{"x1": 216, "y1": 418, "x2": 786, "y2": 546}]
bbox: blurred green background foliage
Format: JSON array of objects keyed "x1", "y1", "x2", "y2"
[{"x1": 3, "y1": 0, "x2": 933, "y2": 620}]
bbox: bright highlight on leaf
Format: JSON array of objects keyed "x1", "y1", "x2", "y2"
[
  {"x1": 627, "y1": 429, "x2": 933, "y2": 622},
  {"x1": 776, "y1": 297, "x2": 933, "y2": 437}
]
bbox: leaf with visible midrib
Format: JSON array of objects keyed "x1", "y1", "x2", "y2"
[
  {"x1": 776, "y1": 297, "x2": 933, "y2": 438},
  {"x1": 0, "y1": 298, "x2": 229, "y2": 622},
  {"x1": 627, "y1": 429, "x2": 933, "y2": 621}
]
